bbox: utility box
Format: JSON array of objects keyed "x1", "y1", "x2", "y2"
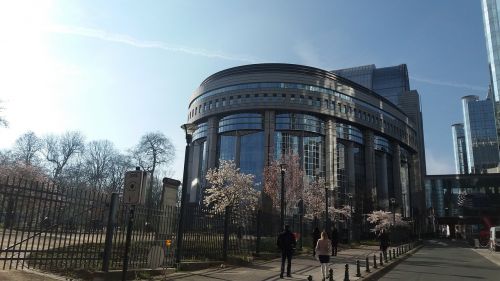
[{"x1": 124, "y1": 170, "x2": 148, "y2": 205}]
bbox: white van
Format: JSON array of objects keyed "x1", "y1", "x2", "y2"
[{"x1": 490, "y1": 226, "x2": 500, "y2": 251}]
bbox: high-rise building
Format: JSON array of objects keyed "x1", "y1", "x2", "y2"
[
  {"x1": 462, "y1": 95, "x2": 499, "y2": 173},
  {"x1": 185, "y1": 63, "x2": 427, "y2": 234},
  {"x1": 332, "y1": 64, "x2": 427, "y2": 192},
  {"x1": 451, "y1": 123, "x2": 468, "y2": 174},
  {"x1": 481, "y1": 0, "x2": 500, "y2": 159}
]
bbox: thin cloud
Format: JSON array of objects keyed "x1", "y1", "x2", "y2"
[
  {"x1": 410, "y1": 76, "x2": 488, "y2": 92},
  {"x1": 46, "y1": 24, "x2": 260, "y2": 63}
]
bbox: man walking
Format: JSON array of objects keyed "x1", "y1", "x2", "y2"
[
  {"x1": 277, "y1": 224, "x2": 296, "y2": 278},
  {"x1": 330, "y1": 227, "x2": 339, "y2": 256}
]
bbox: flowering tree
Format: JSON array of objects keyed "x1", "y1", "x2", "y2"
[
  {"x1": 330, "y1": 205, "x2": 352, "y2": 221},
  {"x1": 203, "y1": 160, "x2": 259, "y2": 214},
  {"x1": 263, "y1": 152, "x2": 304, "y2": 214},
  {"x1": 302, "y1": 177, "x2": 326, "y2": 219},
  {"x1": 366, "y1": 210, "x2": 408, "y2": 233}
]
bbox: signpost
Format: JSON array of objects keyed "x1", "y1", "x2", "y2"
[{"x1": 122, "y1": 168, "x2": 148, "y2": 281}]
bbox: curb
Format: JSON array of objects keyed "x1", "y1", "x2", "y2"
[{"x1": 359, "y1": 244, "x2": 424, "y2": 281}]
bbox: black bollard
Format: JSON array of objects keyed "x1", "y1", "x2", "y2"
[
  {"x1": 384, "y1": 251, "x2": 388, "y2": 263},
  {"x1": 380, "y1": 252, "x2": 384, "y2": 266},
  {"x1": 356, "y1": 260, "x2": 361, "y2": 277},
  {"x1": 307, "y1": 275, "x2": 313, "y2": 281},
  {"x1": 373, "y1": 254, "x2": 378, "y2": 269},
  {"x1": 365, "y1": 256, "x2": 370, "y2": 273},
  {"x1": 344, "y1": 264, "x2": 350, "y2": 281},
  {"x1": 329, "y1": 268, "x2": 334, "y2": 281},
  {"x1": 389, "y1": 249, "x2": 392, "y2": 260},
  {"x1": 393, "y1": 249, "x2": 396, "y2": 259}
]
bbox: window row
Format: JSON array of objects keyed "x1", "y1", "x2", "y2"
[{"x1": 187, "y1": 92, "x2": 415, "y2": 146}]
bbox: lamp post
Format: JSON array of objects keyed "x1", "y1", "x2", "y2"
[
  {"x1": 175, "y1": 123, "x2": 196, "y2": 265},
  {"x1": 280, "y1": 163, "x2": 287, "y2": 231},
  {"x1": 390, "y1": 197, "x2": 396, "y2": 226}
]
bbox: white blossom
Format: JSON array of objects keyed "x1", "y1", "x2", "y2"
[{"x1": 203, "y1": 160, "x2": 259, "y2": 214}]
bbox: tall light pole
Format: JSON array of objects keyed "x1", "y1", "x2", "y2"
[
  {"x1": 280, "y1": 163, "x2": 287, "y2": 231},
  {"x1": 176, "y1": 123, "x2": 196, "y2": 265}
]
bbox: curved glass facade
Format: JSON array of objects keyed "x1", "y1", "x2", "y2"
[
  {"x1": 217, "y1": 113, "x2": 265, "y2": 189},
  {"x1": 186, "y1": 63, "x2": 424, "y2": 227},
  {"x1": 274, "y1": 113, "x2": 325, "y2": 177}
]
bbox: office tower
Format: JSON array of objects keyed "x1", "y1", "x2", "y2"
[
  {"x1": 481, "y1": 0, "x2": 500, "y2": 159},
  {"x1": 451, "y1": 123, "x2": 469, "y2": 174},
  {"x1": 332, "y1": 64, "x2": 426, "y2": 215},
  {"x1": 462, "y1": 95, "x2": 499, "y2": 173}
]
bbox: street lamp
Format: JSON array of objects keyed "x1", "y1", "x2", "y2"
[
  {"x1": 280, "y1": 163, "x2": 287, "y2": 231},
  {"x1": 390, "y1": 197, "x2": 396, "y2": 226},
  {"x1": 176, "y1": 123, "x2": 196, "y2": 265}
]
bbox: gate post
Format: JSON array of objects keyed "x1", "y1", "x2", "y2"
[
  {"x1": 102, "y1": 193, "x2": 118, "y2": 272},
  {"x1": 223, "y1": 206, "x2": 231, "y2": 261}
]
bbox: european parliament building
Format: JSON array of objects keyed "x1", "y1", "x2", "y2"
[{"x1": 185, "y1": 63, "x2": 426, "y2": 227}]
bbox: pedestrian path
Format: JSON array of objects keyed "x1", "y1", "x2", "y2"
[{"x1": 158, "y1": 245, "x2": 406, "y2": 281}]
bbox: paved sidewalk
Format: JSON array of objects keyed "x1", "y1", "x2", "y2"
[
  {"x1": 157, "y1": 245, "x2": 397, "y2": 281},
  {"x1": 0, "y1": 269, "x2": 65, "y2": 281},
  {"x1": 471, "y1": 248, "x2": 500, "y2": 267}
]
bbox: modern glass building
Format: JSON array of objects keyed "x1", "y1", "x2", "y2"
[
  {"x1": 461, "y1": 95, "x2": 499, "y2": 173},
  {"x1": 185, "y1": 63, "x2": 426, "y2": 224},
  {"x1": 451, "y1": 123, "x2": 469, "y2": 174},
  {"x1": 481, "y1": 0, "x2": 500, "y2": 158},
  {"x1": 425, "y1": 174, "x2": 500, "y2": 239}
]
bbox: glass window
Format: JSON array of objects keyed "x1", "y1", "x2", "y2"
[
  {"x1": 276, "y1": 113, "x2": 325, "y2": 134},
  {"x1": 218, "y1": 113, "x2": 263, "y2": 133}
]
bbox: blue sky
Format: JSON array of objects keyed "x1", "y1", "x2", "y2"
[{"x1": 0, "y1": 0, "x2": 490, "y2": 179}]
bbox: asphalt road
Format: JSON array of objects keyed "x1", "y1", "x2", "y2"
[{"x1": 379, "y1": 240, "x2": 499, "y2": 281}]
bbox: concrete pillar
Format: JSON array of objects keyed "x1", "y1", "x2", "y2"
[
  {"x1": 363, "y1": 130, "x2": 376, "y2": 212},
  {"x1": 325, "y1": 119, "x2": 336, "y2": 190},
  {"x1": 206, "y1": 117, "x2": 219, "y2": 169},
  {"x1": 377, "y1": 153, "x2": 389, "y2": 210},
  {"x1": 160, "y1": 177, "x2": 181, "y2": 236},
  {"x1": 347, "y1": 142, "x2": 355, "y2": 196},
  {"x1": 264, "y1": 111, "x2": 276, "y2": 165},
  {"x1": 391, "y1": 141, "x2": 402, "y2": 212}
]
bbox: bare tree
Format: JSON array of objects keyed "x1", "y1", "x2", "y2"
[
  {"x1": 83, "y1": 140, "x2": 116, "y2": 190},
  {"x1": 42, "y1": 131, "x2": 85, "y2": 182},
  {"x1": 131, "y1": 132, "x2": 175, "y2": 207},
  {"x1": 13, "y1": 131, "x2": 42, "y2": 166},
  {"x1": 107, "y1": 153, "x2": 133, "y2": 193}
]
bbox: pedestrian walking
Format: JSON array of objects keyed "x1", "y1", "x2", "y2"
[
  {"x1": 379, "y1": 229, "x2": 389, "y2": 259},
  {"x1": 315, "y1": 230, "x2": 332, "y2": 281},
  {"x1": 277, "y1": 224, "x2": 297, "y2": 278},
  {"x1": 312, "y1": 227, "x2": 320, "y2": 256},
  {"x1": 330, "y1": 227, "x2": 339, "y2": 256}
]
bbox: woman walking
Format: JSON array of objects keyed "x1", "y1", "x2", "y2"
[{"x1": 315, "y1": 230, "x2": 332, "y2": 281}]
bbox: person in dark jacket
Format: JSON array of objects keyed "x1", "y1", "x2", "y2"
[
  {"x1": 379, "y1": 229, "x2": 389, "y2": 259},
  {"x1": 330, "y1": 227, "x2": 339, "y2": 256},
  {"x1": 277, "y1": 224, "x2": 297, "y2": 278},
  {"x1": 312, "y1": 227, "x2": 320, "y2": 256}
]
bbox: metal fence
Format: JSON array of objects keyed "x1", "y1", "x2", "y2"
[
  {"x1": 0, "y1": 177, "x2": 177, "y2": 271},
  {"x1": 0, "y1": 176, "x2": 325, "y2": 273}
]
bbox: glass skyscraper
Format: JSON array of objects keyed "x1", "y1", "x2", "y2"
[
  {"x1": 451, "y1": 123, "x2": 468, "y2": 174},
  {"x1": 481, "y1": 0, "x2": 500, "y2": 158},
  {"x1": 461, "y1": 95, "x2": 499, "y2": 173}
]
